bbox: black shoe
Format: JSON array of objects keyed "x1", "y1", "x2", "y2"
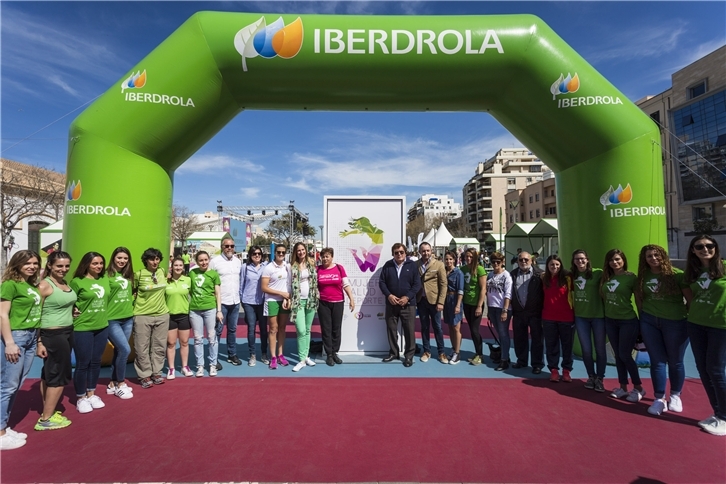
[
  {"x1": 495, "y1": 361, "x2": 510, "y2": 371},
  {"x1": 532, "y1": 367, "x2": 543, "y2": 374},
  {"x1": 216, "y1": 362, "x2": 223, "y2": 371},
  {"x1": 403, "y1": 358, "x2": 413, "y2": 367},
  {"x1": 332, "y1": 354, "x2": 343, "y2": 364},
  {"x1": 228, "y1": 355, "x2": 242, "y2": 366},
  {"x1": 382, "y1": 355, "x2": 398, "y2": 363},
  {"x1": 326, "y1": 356, "x2": 335, "y2": 367},
  {"x1": 512, "y1": 362, "x2": 527, "y2": 369}
]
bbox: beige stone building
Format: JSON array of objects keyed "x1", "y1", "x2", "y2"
[
  {"x1": 463, "y1": 148, "x2": 549, "y2": 241},
  {"x1": 504, "y1": 170, "x2": 557, "y2": 231},
  {"x1": 636, "y1": 46, "x2": 726, "y2": 258}
]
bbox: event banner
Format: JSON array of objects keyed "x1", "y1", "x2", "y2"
[{"x1": 324, "y1": 196, "x2": 405, "y2": 354}]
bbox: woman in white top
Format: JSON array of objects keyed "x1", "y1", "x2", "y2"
[
  {"x1": 261, "y1": 245, "x2": 291, "y2": 370},
  {"x1": 486, "y1": 252, "x2": 513, "y2": 371}
]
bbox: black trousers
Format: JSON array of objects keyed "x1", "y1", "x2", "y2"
[
  {"x1": 463, "y1": 303, "x2": 484, "y2": 357},
  {"x1": 318, "y1": 300, "x2": 344, "y2": 356},
  {"x1": 512, "y1": 312, "x2": 544, "y2": 368},
  {"x1": 385, "y1": 303, "x2": 416, "y2": 360},
  {"x1": 543, "y1": 320, "x2": 575, "y2": 371}
]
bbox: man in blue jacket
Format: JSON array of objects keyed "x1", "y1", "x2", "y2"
[{"x1": 379, "y1": 243, "x2": 422, "y2": 367}]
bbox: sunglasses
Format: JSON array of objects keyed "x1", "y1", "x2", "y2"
[
  {"x1": 276, "y1": 251, "x2": 286, "y2": 255},
  {"x1": 574, "y1": 258, "x2": 588, "y2": 262},
  {"x1": 519, "y1": 258, "x2": 530, "y2": 262},
  {"x1": 491, "y1": 260, "x2": 503, "y2": 264},
  {"x1": 393, "y1": 250, "x2": 406, "y2": 255},
  {"x1": 251, "y1": 252, "x2": 262, "y2": 256},
  {"x1": 694, "y1": 243, "x2": 716, "y2": 251},
  {"x1": 223, "y1": 244, "x2": 235, "y2": 249}
]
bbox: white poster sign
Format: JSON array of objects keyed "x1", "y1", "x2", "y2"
[{"x1": 324, "y1": 196, "x2": 405, "y2": 354}]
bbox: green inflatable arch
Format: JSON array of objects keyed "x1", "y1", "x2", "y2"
[{"x1": 64, "y1": 12, "x2": 665, "y2": 263}]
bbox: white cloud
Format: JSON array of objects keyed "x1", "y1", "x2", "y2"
[
  {"x1": 177, "y1": 154, "x2": 265, "y2": 174},
  {"x1": 240, "y1": 187, "x2": 260, "y2": 198},
  {"x1": 583, "y1": 23, "x2": 688, "y2": 64}
]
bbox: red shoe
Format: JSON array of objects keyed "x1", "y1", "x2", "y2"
[
  {"x1": 550, "y1": 369, "x2": 560, "y2": 382},
  {"x1": 562, "y1": 369, "x2": 572, "y2": 383}
]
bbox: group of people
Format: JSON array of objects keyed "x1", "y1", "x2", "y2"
[{"x1": 380, "y1": 236, "x2": 726, "y2": 438}]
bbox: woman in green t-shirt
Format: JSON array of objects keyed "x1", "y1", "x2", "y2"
[
  {"x1": 600, "y1": 249, "x2": 645, "y2": 403},
  {"x1": 105, "y1": 247, "x2": 135, "y2": 399},
  {"x1": 0, "y1": 250, "x2": 41, "y2": 450},
  {"x1": 635, "y1": 244, "x2": 691, "y2": 417},
  {"x1": 188, "y1": 251, "x2": 222, "y2": 377},
  {"x1": 165, "y1": 257, "x2": 192, "y2": 378},
  {"x1": 684, "y1": 235, "x2": 726, "y2": 436},
  {"x1": 69, "y1": 252, "x2": 110, "y2": 415},
  {"x1": 460, "y1": 248, "x2": 487, "y2": 365}
]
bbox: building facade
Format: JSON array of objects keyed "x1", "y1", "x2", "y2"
[
  {"x1": 504, "y1": 170, "x2": 557, "y2": 231},
  {"x1": 407, "y1": 194, "x2": 462, "y2": 223},
  {"x1": 463, "y1": 148, "x2": 549, "y2": 241}
]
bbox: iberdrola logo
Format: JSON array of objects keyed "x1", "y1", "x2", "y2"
[
  {"x1": 234, "y1": 16, "x2": 304, "y2": 71},
  {"x1": 600, "y1": 183, "x2": 632, "y2": 210},
  {"x1": 550, "y1": 73, "x2": 580, "y2": 100},
  {"x1": 66, "y1": 180, "x2": 82, "y2": 201},
  {"x1": 120, "y1": 70, "x2": 147, "y2": 93}
]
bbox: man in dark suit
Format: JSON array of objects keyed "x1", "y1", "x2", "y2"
[
  {"x1": 379, "y1": 243, "x2": 422, "y2": 367},
  {"x1": 510, "y1": 251, "x2": 545, "y2": 374}
]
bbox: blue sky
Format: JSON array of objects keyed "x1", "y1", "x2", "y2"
[{"x1": 2, "y1": 1, "x2": 725, "y2": 231}]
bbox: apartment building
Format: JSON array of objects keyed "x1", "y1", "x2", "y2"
[
  {"x1": 407, "y1": 194, "x2": 462, "y2": 223},
  {"x1": 504, "y1": 170, "x2": 557, "y2": 231}
]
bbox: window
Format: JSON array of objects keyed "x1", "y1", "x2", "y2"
[
  {"x1": 509, "y1": 215, "x2": 513, "y2": 223},
  {"x1": 526, "y1": 177, "x2": 533, "y2": 183},
  {"x1": 693, "y1": 204, "x2": 713, "y2": 221},
  {"x1": 507, "y1": 177, "x2": 516, "y2": 186},
  {"x1": 650, "y1": 111, "x2": 661, "y2": 125},
  {"x1": 529, "y1": 196, "x2": 533, "y2": 203},
  {"x1": 688, "y1": 80, "x2": 707, "y2": 100},
  {"x1": 529, "y1": 210, "x2": 533, "y2": 219},
  {"x1": 551, "y1": 189, "x2": 555, "y2": 197},
  {"x1": 529, "y1": 166, "x2": 541, "y2": 172},
  {"x1": 535, "y1": 193, "x2": 540, "y2": 202},
  {"x1": 28, "y1": 221, "x2": 49, "y2": 254},
  {"x1": 536, "y1": 209, "x2": 541, "y2": 218}
]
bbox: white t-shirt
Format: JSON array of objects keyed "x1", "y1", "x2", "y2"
[
  {"x1": 486, "y1": 271, "x2": 513, "y2": 309},
  {"x1": 261, "y1": 261, "x2": 291, "y2": 302},
  {"x1": 299, "y1": 268, "x2": 310, "y2": 300},
  {"x1": 210, "y1": 254, "x2": 242, "y2": 305}
]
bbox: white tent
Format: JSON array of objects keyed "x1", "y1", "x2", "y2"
[
  {"x1": 421, "y1": 227, "x2": 436, "y2": 245},
  {"x1": 432, "y1": 223, "x2": 454, "y2": 248}
]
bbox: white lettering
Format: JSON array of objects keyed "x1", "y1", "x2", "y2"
[
  {"x1": 479, "y1": 30, "x2": 504, "y2": 54},
  {"x1": 66, "y1": 205, "x2": 131, "y2": 216},
  {"x1": 347, "y1": 29, "x2": 366, "y2": 54},
  {"x1": 392, "y1": 30, "x2": 415, "y2": 54},
  {"x1": 438, "y1": 29, "x2": 463, "y2": 55},
  {"x1": 558, "y1": 95, "x2": 624, "y2": 109},
  {"x1": 369, "y1": 30, "x2": 388, "y2": 54},
  {"x1": 314, "y1": 28, "x2": 320, "y2": 53},
  {"x1": 416, "y1": 30, "x2": 436, "y2": 54},
  {"x1": 465, "y1": 30, "x2": 477, "y2": 54},
  {"x1": 325, "y1": 29, "x2": 345, "y2": 54}
]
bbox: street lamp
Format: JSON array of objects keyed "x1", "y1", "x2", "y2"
[{"x1": 216, "y1": 200, "x2": 223, "y2": 231}]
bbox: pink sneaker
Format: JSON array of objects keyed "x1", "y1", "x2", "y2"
[
  {"x1": 277, "y1": 355, "x2": 289, "y2": 367},
  {"x1": 269, "y1": 357, "x2": 278, "y2": 370}
]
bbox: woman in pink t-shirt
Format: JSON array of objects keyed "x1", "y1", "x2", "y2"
[{"x1": 317, "y1": 248, "x2": 355, "y2": 366}]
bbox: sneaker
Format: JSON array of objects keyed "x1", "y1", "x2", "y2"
[
  {"x1": 699, "y1": 415, "x2": 719, "y2": 429},
  {"x1": 648, "y1": 398, "x2": 668, "y2": 416},
  {"x1": 269, "y1": 358, "x2": 278, "y2": 370},
  {"x1": 326, "y1": 355, "x2": 335, "y2": 366},
  {"x1": 195, "y1": 366, "x2": 205, "y2": 377},
  {"x1": 114, "y1": 385, "x2": 133, "y2": 400},
  {"x1": 181, "y1": 366, "x2": 194, "y2": 377},
  {"x1": 332, "y1": 354, "x2": 343, "y2": 364},
  {"x1": 260, "y1": 355, "x2": 270, "y2": 365},
  {"x1": 216, "y1": 362, "x2": 223, "y2": 371},
  {"x1": 117, "y1": 382, "x2": 133, "y2": 392},
  {"x1": 449, "y1": 353, "x2": 460, "y2": 365},
  {"x1": 584, "y1": 376, "x2": 596, "y2": 390},
  {"x1": 562, "y1": 369, "x2": 572, "y2": 383},
  {"x1": 668, "y1": 394, "x2": 683, "y2": 413},
  {"x1": 248, "y1": 355, "x2": 257, "y2": 367},
  {"x1": 229, "y1": 355, "x2": 242, "y2": 366},
  {"x1": 610, "y1": 387, "x2": 629, "y2": 399},
  {"x1": 0, "y1": 432, "x2": 26, "y2": 450},
  {"x1": 292, "y1": 361, "x2": 305, "y2": 372},
  {"x1": 277, "y1": 355, "x2": 289, "y2": 367},
  {"x1": 166, "y1": 368, "x2": 175, "y2": 380},
  {"x1": 77, "y1": 397, "x2": 93, "y2": 414},
  {"x1": 87, "y1": 395, "x2": 105, "y2": 409},
  {"x1": 140, "y1": 377, "x2": 153, "y2": 389},
  {"x1": 151, "y1": 374, "x2": 165, "y2": 385},
  {"x1": 209, "y1": 365, "x2": 218, "y2": 377},
  {"x1": 594, "y1": 377, "x2": 605, "y2": 393},
  {"x1": 469, "y1": 355, "x2": 482, "y2": 366},
  {"x1": 702, "y1": 417, "x2": 726, "y2": 436},
  {"x1": 626, "y1": 388, "x2": 646, "y2": 403},
  {"x1": 438, "y1": 353, "x2": 449, "y2": 364},
  {"x1": 5, "y1": 427, "x2": 27, "y2": 440},
  {"x1": 550, "y1": 369, "x2": 560, "y2": 382},
  {"x1": 420, "y1": 351, "x2": 431, "y2": 363},
  {"x1": 305, "y1": 357, "x2": 316, "y2": 366},
  {"x1": 106, "y1": 384, "x2": 117, "y2": 395},
  {"x1": 34, "y1": 411, "x2": 72, "y2": 431}
]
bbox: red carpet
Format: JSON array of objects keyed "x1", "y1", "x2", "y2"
[{"x1": 2, "y1": 377, "x2": 724, "y2": 483}]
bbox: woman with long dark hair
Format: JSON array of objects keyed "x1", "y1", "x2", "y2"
[
  {"x1": 541, "y1": 255, "x2": 575, "y2": 382},
  {"x1": 165, "y1": 257, "x2": 192, "y2": 378},
  {"x1": 105, "y1": 247, "x2": 134, "y2": 399},
  {"x1": 35, "y1": 251, "x2": 75, "y2": 430},
  {"x1": 239, "y1": 246, "x2": 269, "y2": 366},
  {"x1": 443, "y1": 251, "x2": 464, "y2": 364},
  {"x1": 0, "y1": 250, "x2": 41, "y2": 449},
  {"x1": 601, "y1": 249, "x2": 644, "y2": 402},
  {"x1": 316, "y1": 247, "x2": 355, "y2": 367},
  {"x1": 635, "y1": 244, "x2": 691, "y2": 416},
  {"x1": 485, "y1": 251, "x2": 512, "y2": 371},
  {"x1": 571, "y1": 249, "x2": 606, "y2": 392},
  {"x1": 70, "y1": 252, "x2": 110, "y2": 413},
  {"x1": 289, "y1": 242, "x2": 319, "y2": 372},
  {"x1": 461, "y1": 248, "x2": 487, "y2": 365},
  {"x1": 188, "y1": 251, "x2": 222, "y2": 377},
  {"x1": 684, "y1": 235, "x2": 726, "y2": 436}
]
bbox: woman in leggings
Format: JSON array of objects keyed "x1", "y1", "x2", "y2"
[
  {"x1": 105, "y1": 247, "x2": 134, "y2": 399},
  {"x1": 189, "y1": 251, "x2": 222, "y2": 377},
  {"x1": 461, "y1": 248, "x2": 486, "y2": 365}
]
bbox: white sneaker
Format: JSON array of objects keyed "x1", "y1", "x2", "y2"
[
  {"x1": 626, "y1": 388, "x2": 646, "y2": 403},
  {"x1": 292, "y1": 361, "x2": 306, "y2": 372},
  {"x1": 181, "y1": 366, "x2": 193, "y2": 377},
  {"x1": 209, "y1": 365, "x2": 217, "y2": 377},
  {"x1": 305, "y1": 357, "x2": 316, "y2": 367},
  {"x1": 668, "y1": 394, "x2": 683, "y2": 413},
  {"x1": 166, "y1": 368, "x2": 175, "y2": 380},
  {"x1": 702, "y1": 417, "x2": 726, "y2": 436},
  {"x1": 195, "y1": 366, "x2": 205, "y2": 377},
  {"x1": 0, "y1": 432, "x2": 26, "y2": 450},
  {"x1": 610, "y1": 387, "x2": 629, "y2": 399},
  {"x1": 87, "y1": 395, "x2": 105, "y2": 409},
  {"x1": 647, "y1": 398, "x2": 667, "y2": 416},
  {"x1": 248, "y1": 355, "x2": 257, "y2": 367},
  {"x1": 449, "y1": 353, "x2": 460, "y2": 365},
  {"x1": 106, "y1": 385, "x2": 117, "y2": 395},
  {"x1": 699, "y1": 415, "x2": 719, "y2": 429},
  {"x1": 77, "y1": 397, "x2": 93, "y2": 414},
  {"x1": 5, "y1": 427, "x2": 27, "y2": 440},
  {"x1": 114, "y1": 385, "x2": 134, "y2": 400}
]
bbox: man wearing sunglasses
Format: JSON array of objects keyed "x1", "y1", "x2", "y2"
[
  {"x1": 510, "y1": 251, "x2": 545, "y2": 374},
  {"x1": 379, "y1": 243, "x2": 422, "y2": 367},
  {"x1": 416, "y1": 242, "x2": 448, "y2": 364},
  {"x1": 210, "y1": 236, "x2": 243, "y2": 367}
]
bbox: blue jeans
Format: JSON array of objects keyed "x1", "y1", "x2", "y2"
[
  {"x1": 605, "y1": 317, "x2": 642, "y2": 386},
  {"x1": 191, "y1": 309, "x2": 218, "y2": 367},
  {"x1": 543, "y1": 320, "x2": 575, "y2": 371},
  {"x1": 243, "y1": 303, "x2": 268, "y2": 357},
  {"x1": 418, "y1": 299, "x2": 445, "y2": 354},
  {"x1": 108, "y1": 317, "x2": 133, "y2": 382},
  {"x1": 488, "y1": 307, "x2": 512, "y2": 362},
  {"x1": 640, "y1": 312, "x2": 689, "y2": 398},
  {"x1": 216, "y1": 303, "x2": 240, "y2": 358},
  {"x1": 73, "y1": 327, "x2": 110, "y2": 396},
  {"x1": 0, "y1": 329, "x2": 37, "y2": 430},
  {"x1": 575, "y1": 316, "x2": 607, "y2": 379},
  {"x1": 688, "y1": 322, "x2": 726, "y2": 420}
]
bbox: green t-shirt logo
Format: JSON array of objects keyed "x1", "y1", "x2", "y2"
[
  {"x1": 604, "y1": 279, "x2": 620, "y2": 292},
  {"x1": 574, "y1": 276, "x2": 586, "y2": 290},
  {"x1": 195, "y1": 274, "x2": 205, "y2": 287},
  {"x1": 645, "y1": 278, "x2": 660, "y2": 293},
  {"x1": 697, "y1": 273, "x2": 712, "y2": 290},
  {"x1": 115, "y1": 276, "x2": 128, "y2": 290},
  {"x1": 90, "y1": 284, "x2": 105, "y2": 298},
  {"x1": 27, "y1": 288, "x2": 41, "y2": 305}
]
